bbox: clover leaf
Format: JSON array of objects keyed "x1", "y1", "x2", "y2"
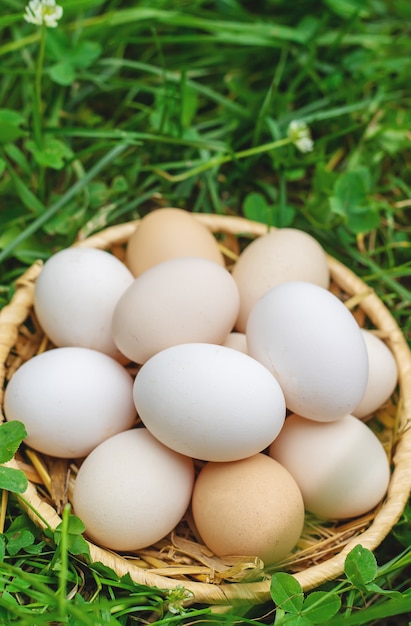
[{"x1": 0, "y1": 421, "x2": 28, "y2": 494}]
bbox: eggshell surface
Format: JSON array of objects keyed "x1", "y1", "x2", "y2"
[
  {"x1": 192, "y1": 454, "x2": 305, "y2": 564},
  {"x1": 3, "y1": 347, "x2": 136, "y2": 458},
  {"x1": 34, "y1": 247, "x2": 134, "y2": 359},
  {"x1": 133, "y1": 343, "x2": 286, "y2": 461},
  {"x1": 232, "y1": 228, "x2": 330, "y2": 332},
  {"x1": 125, "y1": 207, "x2": 224, "y2": 276},
  {"x1": 246, "y1": 281, "x2": 369, "y2": 421},
  {"x1": 112, "y1": 257, "x2": 240, "y2": 364},
  {"x1": 222, "y1": 332, "x2": 248, "y2": 354},
  {"x1": 353, "y1": 329, "x2": 398, "y2": 418},
  {"x1": 72, "y1": 428, "x2": 195, "y2": 551},
  {"x1": 269, "y1": 413, "x2": 390, "y2": 519}
]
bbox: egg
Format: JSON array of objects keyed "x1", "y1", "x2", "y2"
[
  {"x1": 34, "y1": 247, "x2": 134, "y2": 359},
  {"x1": 72, "y1": 428, "x2": 195, "y2": 551},
  {"x1": 246, "y1": 281, "x2": 369, "y2": 421},
  {"x1": 232, "y1": 228, "x2": 330, "y2": 332},
  {"x1": 353, "y1": 329, "x2": 399, "y2": 419},
  {"x1": 112, "y1": 257, "x2": 240, "y2": 364},
  {"x1": 3, "y1": 347, "x2": 136, "y2": 458},
  {"x1": 133, "y1": 343, "x2": 286, "y2": 462},
  {"x1": 192, "y1": 453, "x2": 305, "y2": 565},
  {"x1": 269, "y1": 413, "x2": 390, "y2": 519},
  {"x1": 125, "y1": 207, "x2": 224, "y2": 276},
  {"x1": 222, "y1": 332, "x2": 248, "y2": 354}
]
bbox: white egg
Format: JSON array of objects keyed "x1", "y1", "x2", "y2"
[
  {"x1": 133, "y1": 343, "x2": 286, "y2": 462},
  {"x1": 269, "y1": 413, "x2": 390, "y2": 519},
  {"x1": 353, "y1": 329, "x2": 398, "y2": 418},
  {"x1": 4, "y1": 347, "x2": 136, "y2": 458},
  {"x1": 34, "y1": 247, "x2": 134, "y2": 359},
  {"x1": 72, "y1": 428, "x2": 195, "y2": 551},
  {"x1": 246, "y1": 281, "x2": 369, "y2": 421}
]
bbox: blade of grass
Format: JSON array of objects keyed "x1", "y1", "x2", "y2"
[
  {"x1": 51, "y1": 126, "x2": 227, "y2": 152},
  {"x1": 72, "y1": 8, "x2": 307, "y2": 45},
  {"x1": 0, "y1": 143, "x2": 129, "y2": 264},
  {"x1": 5, "y1": 164, "x2": 47, "y2": 216},
  {"x1": 155, "y1": 136, "x2": 292, "y2": 182},
  {"x1": 100, "y1": 58, "x2": 253, "y2": 120},
  {"x1": 56, "y1": 504, "x2": 70, "y2": 622},
  {"x1": 322, "y1": 592, "x2": 411, "y2": 626},
  {"x1": 345, "y1": 246, "x2": 411, "y2": 303}
]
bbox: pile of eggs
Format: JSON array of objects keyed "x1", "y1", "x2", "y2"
[{"x1": 4, "y1": 208, "x2": 399, "y2": 567}]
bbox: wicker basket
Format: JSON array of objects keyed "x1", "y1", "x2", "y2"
[{"x1": 1, "y1": 214, "x2": 410, "y2": 607}]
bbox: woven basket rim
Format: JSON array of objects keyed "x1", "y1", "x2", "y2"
[{"x1": 1, "y1": 214, "x2": 410, "y2": 606}]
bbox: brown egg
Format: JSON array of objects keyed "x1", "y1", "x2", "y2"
[
  {"x1": 232, "y1": 228, "x2": 330, "y2": 332},
  {"x1": 192, "y1": 453, "x2": 305, "y2": 565},
  {"x1": 126, "y1": 208, "x2": 225, "y2": 276}
]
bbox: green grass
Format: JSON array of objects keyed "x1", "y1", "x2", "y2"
[{"x1": 0, "y1": 0, "x2": 410, "y2": 623}]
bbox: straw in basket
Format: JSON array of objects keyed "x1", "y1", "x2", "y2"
[{"x1": 0, "y1": 214, "x2": 410, "y2": 607}]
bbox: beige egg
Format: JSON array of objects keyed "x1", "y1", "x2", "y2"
[
  {"x1": 72, "y1": 428, "x2": 195, "y2": 552},
  {"x1": 232, "y1": 228, "x2": 330, "y2": 332},
  {"x1": 221, "y1": 332, "x2": 248, "y2": 354},
  {"x1": 192, "y1": 453, "x2": 305, "y2": 565},
  {"x1": 126, "y1": 208, "x2": 224, "y2": 276},
  {"x1": 112, "y1": 258, "x2": 240, "y2": 364},
  {"x1": 353, "y1": 329, "x2": 398, "y2": 419},
  {"x1": 269, "y1": 413, "x2": 390, "y2": 520}
]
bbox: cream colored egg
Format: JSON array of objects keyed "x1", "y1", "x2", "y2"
[
  {"x1": 222, "y1": 332, "x2": 248, "y2": 354},
  {"x1": 192, "y1": 454, "x2": 305, "y2": 565},
  {"x1": 112, "y1": 257, "x2": 240, "y2": 364},
  {"x1": 232, "y1": 228, "x2": 330, "y2": 332},
  {"x1": 72, "y1": 428, "x2": 195, "y2": 551},
  {"x1": 269, "y1": 413, "x2": 390, "y2": 519},
  {"x1": 3, "y1": 347, "x2": 136, "y2": 458},
  {"x1": 125, "y1": 208, "x2": 224, "y2": 276},
  {"x1": 353, "y1": 329, "x2": 398, "y2": 419}
]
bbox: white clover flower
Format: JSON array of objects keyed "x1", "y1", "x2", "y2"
[
  {"x1": 287, "y1": 120, "x2": 314, "y2": 153},
  {"x1": 166, "y1": 586, "x2": 194, "y2": 614},
  {"x1": 24, "y1": 0, "x2": 63, "y2": 28}
]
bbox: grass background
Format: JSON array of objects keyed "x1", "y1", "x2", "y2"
[{"x1": 0, "y1": 0, "x2": 410, "y2": 623}]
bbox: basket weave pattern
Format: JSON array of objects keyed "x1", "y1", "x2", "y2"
[{"x1": 1, "y1": 215, "x2": 410, "y2": 606}]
